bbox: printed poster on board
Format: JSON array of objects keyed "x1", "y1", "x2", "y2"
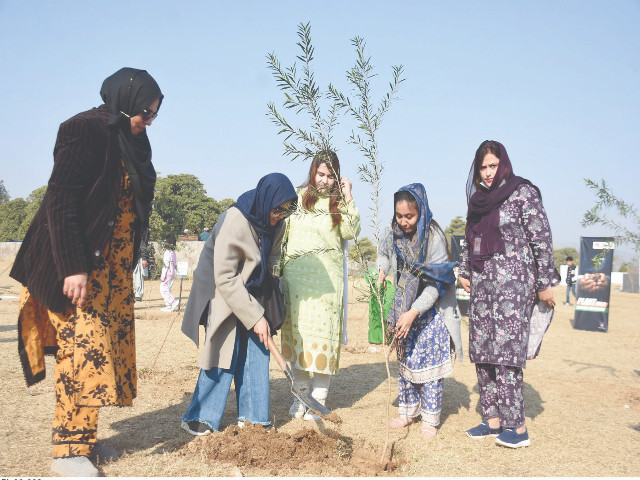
[
  {"x1": 450, "y1": 235, "x2": 469, "y2": 316},
  {"x1": 176, "y1": 261, "x2": 189, "y2": 279},
  {"x1": 573, "y1": 237, "x2": 614, "y2": 332}
]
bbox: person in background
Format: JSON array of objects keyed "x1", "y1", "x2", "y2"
[
  {"x1": 281, "y1": 151, "x2": 361, "y2": 420},
  {"x1": 133, "y1": 244, "x2": 149, "y2": 302},
  {"x1": 180, "y1": 173, "x2": 297, "y2": 435},
  {"x1": 199, "y1": 227, "x2": 211, "y2": 242},
  {"x1": 459, "y1": 140, "x2": 554, "y2": 449},
  {"x1": 10, "y1": 67, "x2": 163, "y2": 476},
  {"x1": 160, "y1": 233, "x2": 178, "y2": 312},
  {"x1": 565, "y1": 256, "x2": 577, "y2": 306},
  {"x1": 377, "y1": 184, "x2": 460, "y2": 440}
]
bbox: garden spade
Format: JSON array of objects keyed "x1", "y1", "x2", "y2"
[{"x1": 267, "y1": 335, "x2": 341, "y2": 423}]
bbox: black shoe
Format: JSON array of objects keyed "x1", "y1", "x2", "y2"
[
  {"x1": 90, "y1": 443, "x2": 119, "y2": 464},
  {"x1": 181, "y1": 420, "x2": 212, "y2": 436}
]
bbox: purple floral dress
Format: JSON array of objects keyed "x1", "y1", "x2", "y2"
[{"x1": 459, "y1": 184, "x2": 554, "y2": 368}]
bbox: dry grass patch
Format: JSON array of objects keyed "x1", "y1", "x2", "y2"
[{"x1": 1, "y1": 259, "x2": 639, "y2": 476}]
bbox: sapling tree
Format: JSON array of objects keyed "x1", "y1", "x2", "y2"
[
  {"x1": 328, "y1": 37, "x2": 404, "y2": 462},
  {"x1": 267, "y1": 22, "x2": 404, "y2": 464},
  {"x1": 328, "y1": 37, "x2": 404, "y2": 251},
  {"x1": 582, "y1": 178, "x2": 640, "y2": 252},
  {"x1": 582, "y1": 178, "x2": 640, "y2": 272},
  {"x1": 267, "y1": 22, "x2": 338, "y2": 161}
]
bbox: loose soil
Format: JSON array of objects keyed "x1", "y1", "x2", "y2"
[
  {"x1": 1, "y1": 260, "x2": 639, "y2": 477},
  {"x1": 180, "y1": 424, "x2": 400, "y2": 476}
]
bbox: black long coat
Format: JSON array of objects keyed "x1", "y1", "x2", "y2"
[{"x1": 10, "y1": 105, "x2": 145, "y2": 313}]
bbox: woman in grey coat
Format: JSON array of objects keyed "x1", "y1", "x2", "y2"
[
  {"x1": 180, "y1": 173, "x2": 297, "y2": 435},
  {"x1": 377, "y1": 184, "x2": 458, "y2": 440}
]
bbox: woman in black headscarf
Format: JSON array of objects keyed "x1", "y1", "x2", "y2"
[{"x1": 11, "y1": 67, "x2": 163, "y2": 476}]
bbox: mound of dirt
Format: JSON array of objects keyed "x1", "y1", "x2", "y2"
[{"x1": 180, "y1": 424, "x2": 400, "y2": 476}]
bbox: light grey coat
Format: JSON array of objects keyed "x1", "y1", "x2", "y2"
[
  {"x1": 181, "y1": 207, "x2": 285, "y2": 370},
  {"x1": 376, "y1": 224, "x2": 463, "y2": 362}
]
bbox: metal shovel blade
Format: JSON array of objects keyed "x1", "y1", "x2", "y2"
[
  {"x1": 282, "y1": 365, "x2": 332, "y2": 417},
  {"x1": 267, "y1": 335, "x2": 340, "y2": 423}
]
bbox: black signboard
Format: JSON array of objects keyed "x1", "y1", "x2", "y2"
[
  {"x1": 451, "y1": 235, "x2": 465, "y2": 263},
  {"x1": 573, "y1": 237, "x2": 614, "y2": 332},
  {"x1": 451, "y1": 235, "x2": 469, "y2": 316}
]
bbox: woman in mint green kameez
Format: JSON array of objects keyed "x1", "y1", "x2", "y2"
[{"x1": 281, "y1": 151, "x2": 361, "y2": 420}]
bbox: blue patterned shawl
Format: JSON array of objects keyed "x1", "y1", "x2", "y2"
[{"x1": 392, "y1": 183, "x2": 457, "y2": 299}]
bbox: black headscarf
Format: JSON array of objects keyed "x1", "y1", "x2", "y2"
[{"x1": 99, "y1": 68, "x2": 163, "y2": 225}]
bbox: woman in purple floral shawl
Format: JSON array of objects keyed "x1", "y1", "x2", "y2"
[{"x1": 459, "y1": 140, "x2": 555, "y2": 448}]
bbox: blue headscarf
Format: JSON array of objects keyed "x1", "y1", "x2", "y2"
[
  {"x1": 235, "y1": 173, "x2": 297, "y2": 288},
  {"x1": 393, "y1": 183, "x2": 457, "y2": 298}
]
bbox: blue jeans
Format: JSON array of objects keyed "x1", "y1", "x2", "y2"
[
  {"x1": 566, "y1": 283, "x2": 576, "y2": 303},
  {"x1": 182, "y1": 322, "x2": 271, "y2": 431}
]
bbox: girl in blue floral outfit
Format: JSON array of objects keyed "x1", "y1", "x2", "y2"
[{"x1": 377, "y1": 184, "x2": 458, "y2": 440}]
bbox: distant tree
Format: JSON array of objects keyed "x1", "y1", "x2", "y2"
[
  {"x1": 349, "y1": 237, "x2": 376, "y2": 264},
  {"x1": 217, "y1": 198, "x2": 235, "y2": 215},
  {"x1": 582, "y1": 178, "x2": 640, "y2": 252},
  {"x1": 18, "y1": 186, "x2": 47, "y2": 238},
  {"x1": 553, "y1": 247, "x2": 579, "y2": 270},
  {"x1": 0, "y1": 180, "x2": 9, "y2": 203},
  {"x1": 0, "y1": 185, "x2": 46, "y2": 241},
  {"x1": 150, "y1": 174, "x2": 232, "y2": 241},
  {"x1": 444, "y1": 215, "x2": 466, "y2": 243},
  {"x1": 618, "y1": 262, "x2": 630, "y2": 273},
  {"x1": 0, "y1": 198, "x2": 27, "y2": 241}
]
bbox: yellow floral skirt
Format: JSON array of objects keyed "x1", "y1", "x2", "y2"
[{"x1": 18, "y1": 174, "x2": 137, "y2": 457}]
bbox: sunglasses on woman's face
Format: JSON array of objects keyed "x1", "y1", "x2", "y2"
[
  {"x1": 272, "y1": 205, "x2": 294, "y2": 217},
  {"x1": 141, "y1": 108, "x2": 158, "y2": 121},
  {"x1": 119, "y1": 109, "x2": 158, "y2": 121}
]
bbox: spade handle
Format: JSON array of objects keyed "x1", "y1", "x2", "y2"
[{"x1": 267, "y1": 335, "x2": 288, "y2": 372}]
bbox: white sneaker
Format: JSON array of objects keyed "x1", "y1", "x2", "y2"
[
  {"x1": 170, "y1": 299, "x2": 179, "y2": 311},
  {"x1": 51, "y1": 456, "x2": 99, "y2": 477},
  {"x1": 289, "y1": 398, "x2": 307, "y2": 418},
  {"x1": 160, "y1": 306, "x2": 172, "y2": 312}
]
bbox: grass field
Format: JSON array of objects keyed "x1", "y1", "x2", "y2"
[{"x1": 1, "y1": 261, "x2": 638, "y2": 476}]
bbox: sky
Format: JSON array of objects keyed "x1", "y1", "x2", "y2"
[{"x1": 0, "y1": 1, "x2": 638, "y2": 261}]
